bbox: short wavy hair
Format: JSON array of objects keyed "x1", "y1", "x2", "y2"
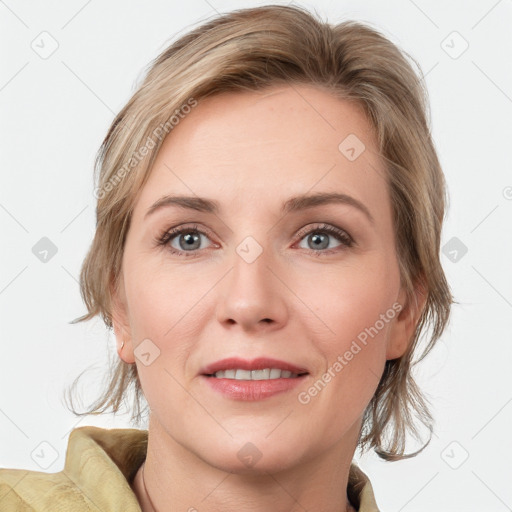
[{"x1": 64, "y1": 3, "x2": 453, "y2": 461}]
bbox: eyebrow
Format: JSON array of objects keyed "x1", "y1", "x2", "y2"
[{"x1": 144, "y1": 192, "x2": 375, "y2": 224}]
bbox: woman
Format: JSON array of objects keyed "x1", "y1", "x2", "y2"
[{"x1": 0, "y1": 4, "x2": 452, "y2": 511}]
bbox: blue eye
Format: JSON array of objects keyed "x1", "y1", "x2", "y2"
[
  {"x1": 157, "y1": 224, "x2": 214, "y2": 257},
  {"x1": 156, "y1": 223, "x2": 353, "y2": 258},
  {"x1": 295, "y1": 224, "x2": 353, "y2": 254}
]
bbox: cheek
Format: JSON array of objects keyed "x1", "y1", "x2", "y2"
[
  {"x1": 305, "y1": 258, "x2": 400, "y2": 408},
  {"x1": 122, "y1": 261, "x2": 200, "y2": 412},
  {"x1": 294, "y1": 257, "x2": 399, "y2": 418},
  {"x1": 123, "y1": 254, "x2": 215, "y2": 383},
  {"x1": 297, "y1": 287, "x2": 395, "y2": 441},
  {"x1": 295, "y1": 257, "x2": 399, "y2": 351},
  {"x1": 124, "y1": 250, "x2": 204, "y2": 337}
]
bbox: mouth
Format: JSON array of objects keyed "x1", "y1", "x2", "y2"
[
  {"x1": 200, "y1": 357, "x2": 309, "y2": 400},
  {"x1": 207, "y1": 368, "x2": 307, "y2": 380},
  {"x1": 200, "y1": 357, "x2": 309, "y2": 379}
]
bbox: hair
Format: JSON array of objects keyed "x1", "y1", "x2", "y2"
[{"x1": 63, "y1": 3, "x2": 453, "y2": 461}]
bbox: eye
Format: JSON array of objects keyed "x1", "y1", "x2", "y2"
[
  {"x1": 156, "y1": 222, "x2": 354, "y2": 258},
  {"x1": 156, "y1": 224, "x2": 216, "y2": 257},
  {"x1": 294, "y1": 223, "x2": 354, "y2": 255}
]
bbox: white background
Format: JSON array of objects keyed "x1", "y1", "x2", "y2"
[{"x1": 1, "y1": 1, "x2": 511, "y2": 511}]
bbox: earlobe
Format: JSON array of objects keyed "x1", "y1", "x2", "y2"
[
  {"x1": 386, "y1": 276, "x2": 427, "y2": 360},
  {"x1": 110, "y1": 275, "x2": 136, "y2": 364}
]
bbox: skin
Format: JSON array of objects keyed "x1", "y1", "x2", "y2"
[{"x1": 111, "y1": 83, "x2": 425, "y2": 512}]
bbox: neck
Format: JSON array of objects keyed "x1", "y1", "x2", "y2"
[{"x1": 131, "y1": 417, "x2": 361, "y2": 512}]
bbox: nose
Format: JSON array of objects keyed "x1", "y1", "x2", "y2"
[{"x1": 215, "y1": 242, "x2": 288, "y2": 333}]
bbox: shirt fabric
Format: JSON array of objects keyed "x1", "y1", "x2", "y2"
[{"x1": 0, "y1": 426, "x2": 381, "y2": 511}]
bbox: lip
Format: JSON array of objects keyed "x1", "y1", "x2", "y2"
[
  {"x1": 200, "y1": 357, "x2": 309, "y2": 376},
  {"x1": 199, "y1": 357, "x2": 309, "y2": 401},
  {"x1": 202, "y1": 374, "x2": 307, "y2": 401}
]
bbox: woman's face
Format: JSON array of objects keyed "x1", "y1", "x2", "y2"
[{"x1": 113, "y1": 84, "x2": 418, "y2": 473}]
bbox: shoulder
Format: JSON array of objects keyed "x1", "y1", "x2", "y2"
[
  {"x1": 0, "y1": 468, "x2": 34, "y2": 511},
  {"x1": 0, "y1": 425, "x2": 148, "y2": 511},
  {"x1": 0, "y1": 466, "x2": 97, "y2": 511}
]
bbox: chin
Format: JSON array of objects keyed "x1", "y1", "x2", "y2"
[{"x1": 197, "y1": 435, "x2": 309, "y2": 475}]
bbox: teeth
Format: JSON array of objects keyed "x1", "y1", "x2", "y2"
[
  {"x1": 251, "y1": 369, "x2": 270, "y2": 380},
  {"x1": 235, "y1": 369, "x2": 252, "y2": 380},
  {"x1": 269, "y1": 368, "x2": 281, "y2": 378},
  {"x1": 212, "y1": 368, "x2": 300, "y2": 380}
]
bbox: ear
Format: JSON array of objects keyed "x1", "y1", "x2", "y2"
[
  {"x1": 386, "y1": 274, "x2": 427, "y2": 360},
  {"x1": 110, "y1": 273, "x2": 136, "y2": 364}
]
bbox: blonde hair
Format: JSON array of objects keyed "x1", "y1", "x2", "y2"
[{"x1": 64, "y1": 4, "x2": 452, "y2": 461}]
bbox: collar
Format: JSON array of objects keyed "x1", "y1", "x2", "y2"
[{"x1": 63, "y1": 425, "x2": 380, "y2": 511}]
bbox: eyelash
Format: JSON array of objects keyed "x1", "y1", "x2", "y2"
[{"x1": 156, "y1": 223, "x2": 354, "y2": 258}]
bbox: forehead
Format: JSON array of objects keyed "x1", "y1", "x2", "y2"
[{"x1": 133, "y1": 84, "x2": 389, "y2": 220}]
